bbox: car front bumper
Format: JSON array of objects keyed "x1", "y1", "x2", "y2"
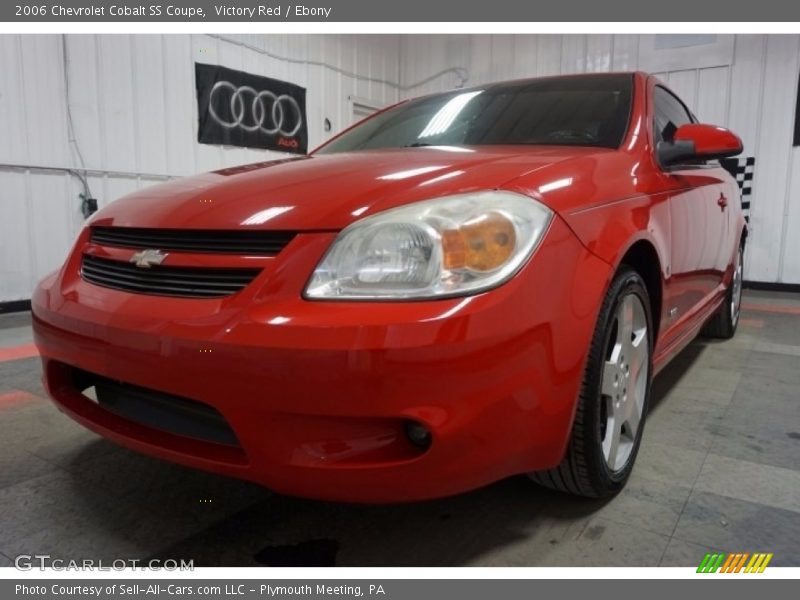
[{"x1": 32, "y1": 216, "x2": 611, "y2": 502}]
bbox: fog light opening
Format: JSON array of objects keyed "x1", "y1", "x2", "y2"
[{"x1": 404, "y1": 420, "x2": 432, "y2": 450}]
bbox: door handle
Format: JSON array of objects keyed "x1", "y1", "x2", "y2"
[{"x1": 717, "y1": 194, "x2": 728, "y2": 210}]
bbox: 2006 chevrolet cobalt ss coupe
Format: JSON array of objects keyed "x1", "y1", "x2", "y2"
[{"x1": 33, "y1": 72, "x2": 746, "y2": 502}]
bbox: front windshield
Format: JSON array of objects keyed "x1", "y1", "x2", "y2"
[{"x1": 317, "y1": 74, "x2": 633, "y2": 154}]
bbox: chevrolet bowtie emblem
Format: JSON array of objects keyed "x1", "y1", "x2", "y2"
[{"x1": 130, "y1": 249, "x2": 168, "y2": 268}]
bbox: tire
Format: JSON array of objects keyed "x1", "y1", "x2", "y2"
[
  {"x1": 531, "y1": 267, "x2": 653, "y2": 497},
  {"x1": 702, "y1": 241, "x2": 744, "y2": 340}
]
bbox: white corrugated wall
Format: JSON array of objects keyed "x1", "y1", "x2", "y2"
[
  {"x1": 399, "y1": 34, "x2": 800, "y2": 285},
  {"x1": 2, "y1": 34, "x2": 800, "y2": 303},
  {"x1": 0, "y1": 33, "x2": 402, "y2": 302}
]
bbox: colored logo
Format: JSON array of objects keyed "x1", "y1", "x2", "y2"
[{"x1": 697, "y1": 552, "x2": 773, "y2": 573}]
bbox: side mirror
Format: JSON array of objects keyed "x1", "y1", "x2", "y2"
[{"x1": 657, "y1": 123, "x2": 743, "y2": 167}]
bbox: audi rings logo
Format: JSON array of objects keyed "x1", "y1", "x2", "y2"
[
  {"x1": 208, "y1": 81, "x2": 303, "y2": 138},
  {"x1": 196, "y1": 63, "x2": 307, "y2": 154}
]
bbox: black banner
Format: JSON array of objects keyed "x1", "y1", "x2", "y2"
[
  {"x1": 195, "y1": 63, "x2": 307, "y2": 154},
  {"x1": 6, "y1": 0, "x2": 800, "y2": 22}
]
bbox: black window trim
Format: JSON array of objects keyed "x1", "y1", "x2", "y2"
[
  {"x1": 653, "y1": 84, "x2": 695, "y2": 140},
  {"x1": 653, "y1": 84, "x2": 718, "y2": 172}
]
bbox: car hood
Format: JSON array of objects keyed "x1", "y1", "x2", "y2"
[{"x1": 89, "y1": 146, "x2": 612, "y2": 231}]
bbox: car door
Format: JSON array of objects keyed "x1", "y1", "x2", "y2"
[{"x1": 654, "y1": 86, "x2": 731, "y2": 326}]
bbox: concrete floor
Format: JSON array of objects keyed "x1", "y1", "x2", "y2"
[{"x1": 0, "y1": 289, "x2": 798, "y2": 568}]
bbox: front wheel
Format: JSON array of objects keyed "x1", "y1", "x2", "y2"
[{"x1": 531, "y1": 267, "x2": 653, "y2": 497}]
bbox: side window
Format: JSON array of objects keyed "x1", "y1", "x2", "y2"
[{"x1": 653, "y1": 86, "x2": 693, "y2": 145}]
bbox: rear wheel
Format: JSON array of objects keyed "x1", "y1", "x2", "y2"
[
  {"x1": 530, "y1": 267, "x2": 653, "y2": 497},
  {"x1": 702, "y1": 242, "x2": 744, "y2": 339}
]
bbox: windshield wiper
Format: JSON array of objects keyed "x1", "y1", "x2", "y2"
[{"x1": 404, "y1": 142, "x2": 433, "y2": 148}]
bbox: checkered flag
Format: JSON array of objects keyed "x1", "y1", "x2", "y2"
[{"x1": 720, "y1": 156, "x2": 754, "y2": 221}]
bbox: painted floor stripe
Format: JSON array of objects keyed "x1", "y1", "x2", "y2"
[
  {"x1": 754, "y1": 341, "x2": 800, "y2": 357},
  {"x1": 0, "y1": 390, "x2": 39, "y2": 406},
  {"x1": 0, "y1": 343, "x2": 39, "y2": 362},
  {"x1": 738, "y1": 317, "x2": 765, "y2": 328},
  {"x1": 742, "y1": 302, "x2": 800, "y2": 316}
]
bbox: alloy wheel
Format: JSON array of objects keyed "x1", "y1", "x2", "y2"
[
  {"x1": 731, "y1": 246, "x2": 743, "y2": 326},
  {"x1": 600, "y1": 293, "x2": 649, "y2": 472}
]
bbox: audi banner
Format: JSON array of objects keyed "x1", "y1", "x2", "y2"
[{"x1": 195, "y1": 63, "x2": 308, "y2": 154}]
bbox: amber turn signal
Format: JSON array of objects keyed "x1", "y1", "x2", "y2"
[{"x1": 442, "y1": 211, "x2": 516, "y2": 272}]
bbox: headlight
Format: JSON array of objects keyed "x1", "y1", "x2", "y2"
[{"x1": 305, "y1": 191, "x2": 553, "y2": 300}]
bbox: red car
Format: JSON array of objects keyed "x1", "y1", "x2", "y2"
[{"x1": 32, "y1": 72, "x2": 745, "y2": 502}]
